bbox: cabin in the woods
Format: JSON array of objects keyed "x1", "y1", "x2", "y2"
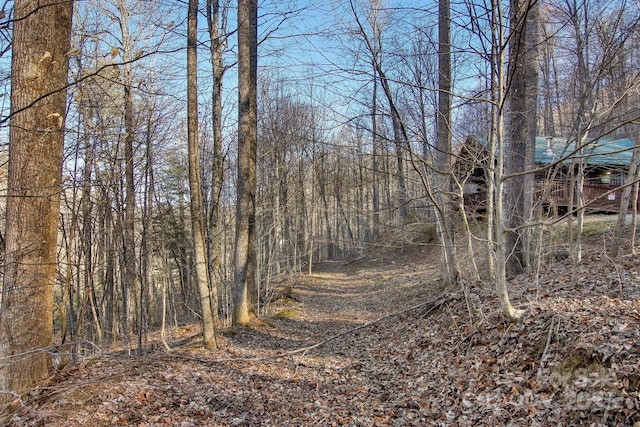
[{"x1": 458, "y1": 136, "x2": 639, "y2": 215}]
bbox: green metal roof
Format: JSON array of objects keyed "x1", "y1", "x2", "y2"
[{"x1": 535, "y1": 137, "x2": 636, "y2": 166}]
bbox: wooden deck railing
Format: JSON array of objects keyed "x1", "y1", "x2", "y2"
[{"x1": 464, "y1": 180, "x2": 639, "y2": 214}]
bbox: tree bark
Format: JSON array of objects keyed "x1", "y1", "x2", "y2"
[
  {"x1": 234, "y1": 0, "x2": 258, "y2": 325},
  {"x1": 505, "y1": 0, "x2": 538, "y2": 276},
  {"x1": 370, "y1": 3, "x2": 380, "y2": 240},
  {"x1": 0, "y1": 0, "x2": 73, "y2": 400},
  {"x1": 139, "y1": 108, "x2": 156, "y2": 350},
  {"x1": 188, "y1": 0, "x2": 217, "y2": 347},
  {"x1": 491, "y1": 0, "x2": 524, "y2": 322},
  {"x1": 116, "y1": 0, "x2": 135, "y2": 354},
  {"x1": 206, "y1": 0, "x2": 227, "y2": 326},
  {"x1": 436, "y1": 0, "x2": 459, "y2": 285}
]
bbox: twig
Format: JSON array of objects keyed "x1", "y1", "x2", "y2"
[
  {"x1": 537, "y1": 316, "x2": 557, "y2": 381},
  {"x1": 451, "y1": 329, "x2": 477, "y2": 355},
  {"x1": 343, "y1": 256, "x2": 365, "y2": 266}
]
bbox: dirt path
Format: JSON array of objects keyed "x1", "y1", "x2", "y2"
[
  {"x1": 6, "y1": 255, "x2": 439, "y2": 426},
  {"x1": 6, "y1": 244, "x2": 640, "y2": 426}
]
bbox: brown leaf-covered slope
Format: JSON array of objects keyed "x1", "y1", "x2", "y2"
[{"x1": 4, "y1": 229, "x2": 640, "y2": 426}]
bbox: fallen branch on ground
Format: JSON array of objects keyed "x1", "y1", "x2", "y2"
[{"x1": 159, "y1": 289, "x2": 460, "y2": 365}]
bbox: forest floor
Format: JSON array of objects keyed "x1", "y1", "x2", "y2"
[{"x1": 3, "y1": 220, "x2": 640, "y2": 426}]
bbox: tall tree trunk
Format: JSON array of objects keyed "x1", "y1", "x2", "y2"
[
  {"x1": 505, "y1": 0, "x2": 538, "y2": 276},
  {"x1": 117, "y1": 0, "x2": 135, "y2": 354},
  {"x1": 569, "y1": 0, "x2": 593, "y2": 269},
  {"x1": 492, "y1": 0, "x2": 524, "y2": 322},
  {"x1": 371, "y1": 5, "x2": 380, "y2": 240},
  {"x1": 104, "y1": 200, "x2": 116, "y2": 345},
  {"x1": 540, "y1": 22, "x2": 556, "y2": 137},
  {"x1": 139, "y1": 108, "x2": 156, "y2": 350},
  {"x1": 436, "y1": 0, "x2": 459, "y2": 285},
  {"x1": 0, "y1": 0, "x2": 73, "y2": 400},
  {"x1": 234, "y1": 0, "x2": 258, "y2": 325},
  {"x1": 392, "y1": 117, "x2": 408, "y2": 228},
  {"x1": 350, "y1": 0, "x2": 407, "y2": 230},
  {"x1": 376, "y1": 68, "x2": 408, "y2": 229},
  {"x1": 206, "y1": 0, "x2": 227, "y2": 326},
  {"x1": 188, "y1": 0, "x2": 217, "y2": 347},
  {"x1": 495, "y1": 77, "x2": 524, "y2": 322},
  {"x1": 81, "y1": 112, "x2": 101, "y2": 344}
]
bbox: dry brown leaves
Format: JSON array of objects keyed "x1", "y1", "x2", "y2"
[{"x1": 4, "y1": 241, "x2": 640, "y2": 426}]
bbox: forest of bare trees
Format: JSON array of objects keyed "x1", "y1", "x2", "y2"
[{"x1": 1, "y1": 0, "x2": 640, "y2": 405}]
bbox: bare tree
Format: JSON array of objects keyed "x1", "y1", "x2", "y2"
[
  {"x1": 234, "y1": 0, "x2": 258, "y2": 325},
  {"x1": 188, "y1": 0, "x2": 217, "y2": 347},
  {"x1": 206, "y1": 0, "x2": 230, "y2": 327},
  {"x1": 370, "y1": 0, "x2": 381, "y2": 241},
  {"x1": 435, "y1": 0, "x2": 459, "y2": 285},
  {"x1": 347, "y1": 0, "x2": 408, "y2": 230},
  {"x1": 505, "y1": 0, "x2": 539, "y2": 276},
  {"x1": 115, "y1": 0, "x2": 137, "y2": 354},
  {"x1": 73, "y1": 0, "x2": 186, "y2": 346},
  {"x1": 0, "y1": 0, "x2": 74, "y2": 400},
  {"x1": 488, "y1": 0, "x2": 525, "y2": 321}
]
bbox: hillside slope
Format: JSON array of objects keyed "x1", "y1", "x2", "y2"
[{"x1": 3, "y1": 228, "x2": 640, "y2": 426}]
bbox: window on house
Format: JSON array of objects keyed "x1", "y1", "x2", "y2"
[{"x1": 611, "y1": 171, "x2": 625, "y2": 186}]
